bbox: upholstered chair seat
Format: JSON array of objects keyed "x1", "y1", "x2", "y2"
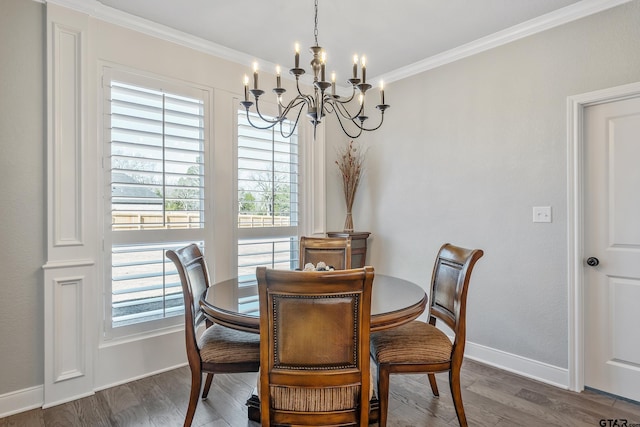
[
  {"x1": 198, "y1": 326, "x2": 260, "y2": 364},
  {"x1": 370, "y1": 321, "x2": 452, "y2": 365}
]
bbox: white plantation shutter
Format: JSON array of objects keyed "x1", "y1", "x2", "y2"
[
  {"x1": 110, "y1": 81, "x2": 205, "y2": 229},
  {"x1": 104, "y1": 70, "x2": 208, "y2": 333},
  {"x1": 236, "y1": 110, "x2": 300, "y2": 314}
]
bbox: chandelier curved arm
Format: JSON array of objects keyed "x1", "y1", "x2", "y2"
[
  {"x1": 331, "y1": 110, "x2": 365, "y2": 139},
  {"x1": 243, "y1": 108, "x2": 282, "y2": 130},
  {"x1": 253, "y1": 99, "x2": 287, "y2": 125},
  {"x1": 357, "y1": 109, "x2": 387, "y2": 132},
  {"x1": 276, "y1": 105, "x2": 306, "y2": 139},
  {"x1": 294, "y1": 77, "x2": 309, "y2": 99},
  {"x1": 329, "y1": 85, "x2": 358, "y2": 105},
  {"x1": 276, "y1": 96, "x2": 308, "y2": 118},
  {"x1": 332, "y1": 99, "x2": 364, "y2": 122},
  {"x1": 331, "y1": 105, "x2": 388, "y2": 138}
]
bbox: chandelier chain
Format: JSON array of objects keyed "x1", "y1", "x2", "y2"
[{"x1": 314, "y1": 0, "x2": 319, "y2": 46}]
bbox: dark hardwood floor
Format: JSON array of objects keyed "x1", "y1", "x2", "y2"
[{"x1": 2, "y1": 359, "x2": 639, "y2": 426}]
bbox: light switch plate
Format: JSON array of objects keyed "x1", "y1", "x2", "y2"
[{"x1": 533, "y1": 206, "x2": 552, "y2": 223}]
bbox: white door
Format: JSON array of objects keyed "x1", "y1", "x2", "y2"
[{"x1": 584, "y1": 95, "x2": 640, "y2": 402}]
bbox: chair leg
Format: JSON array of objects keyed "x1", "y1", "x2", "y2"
[
  {"x1": 427, "y1": 373, "x2": 439, "y2": 396},
  {"x1": 201, "y1": 373, "x2": 214, "y2": 399},
  {"x1": 184, "y1": 369, "x2": 202, "y2": 427},
  {"x1": 377, "y1": 364, "x2": 390, "y2": 427},
  {"x1": 449, "y1": 367, "x2": 468, "y2": 427}
]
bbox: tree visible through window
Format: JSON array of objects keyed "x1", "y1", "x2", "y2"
[{"x1": 236, "y1": 110, "x2": 299, "y2": 314}]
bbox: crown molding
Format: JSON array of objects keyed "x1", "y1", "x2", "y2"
[
  {"x1": 43, "y1": 0, "x2": 633, "y2": 85},
  {"x1": 379, "y1": 0, "x2": 634, "y2": 84},
  {"x1": 43, "y1": 0, "x2": 261, "y2": 67}
]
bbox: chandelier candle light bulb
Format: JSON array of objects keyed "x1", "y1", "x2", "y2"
[
  {"x1": 353, "y1": 55, "x2": 358, "y2": 79},
  {"x1": 331, "y1": 72, "x2": 336, "y2": 96},
  {"x1": 380, "y1": 80, "x2": 384, "y2": 104},
  {"x1": 276, "y1": 65, "x2": 281, "y2": 88},
  {"x1": 253, "y1": 62, "x2": 259, "y2": 89},
  {"x1": 243, "y1": 75, "x2": 249, "y2": 102},
  {"x1": 361, "y1": 56, "x2": 366, "y2": 84}
]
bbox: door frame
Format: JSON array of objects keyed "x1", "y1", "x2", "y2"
[{"x1": 567, "y1": 81, "x2": 640, "y2": 393}]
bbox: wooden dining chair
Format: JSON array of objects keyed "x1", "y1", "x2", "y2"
[
  {"x1": 256, "y1": 266, "x2": 375, "y2": 426},
  {"x1": 166, "y1": 244, "x2": 260, "y2": 427},
  {"x1": 369, "y1": 243, "x2": 484, "y2": 427},
  {"x1": 299, "y1": 236, "x2": 352, "y2": 270}
]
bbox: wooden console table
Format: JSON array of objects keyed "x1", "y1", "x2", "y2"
[{"x1": 326, "y1": 231, "x2": 371, "y2": 268}]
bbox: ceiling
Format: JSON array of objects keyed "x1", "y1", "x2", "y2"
[{"x1": 94, "y1": 0, "x2": 600, "y2": 83}]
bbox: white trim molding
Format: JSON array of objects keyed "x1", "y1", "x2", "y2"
[
  {"x1": 0, "y1": 385, "x2": 43, "y2": 419},
  {"x1": 380, "y1": 0, "x2": 634, "y2": 84},
  {"x1": 465, "y1": 341, "x2": 570, "y2": 390},
  {"x1": 43, "y1": 0, "x2": 634, "y2": 86},
  {"x1": 566, "y1": 81, "x2": 640, "y2": 393},
  {"x1": 44, "y1": 4, "x2": 97, "y2": 408}
]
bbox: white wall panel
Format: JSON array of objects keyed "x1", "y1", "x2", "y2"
[
  {"x1": 51, "y1": 23, "x2": 83, "y2": 247},
  {"x1": 53, "y1": 276, "x2": 85, "y2": 382},
  {"x1": 44, "y1": 4, "x2": 95, "y2": 407}
]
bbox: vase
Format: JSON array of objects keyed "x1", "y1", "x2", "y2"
[{"x1": 343, "y1": 211, "x2": 354, "y2": 232}]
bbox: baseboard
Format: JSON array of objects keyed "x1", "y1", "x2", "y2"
[
  {"x1": 464, "y1": 340, "x2": 570, "y2": 389},
  {"x1": 93, "y1": 362, "x2": 188, "y2": 393},
  {"x1": 0, "y1": 385, "x2": 43, "y2": 419},
  {"x1": 0, "y1": 343, "x2": 570, "y2": 419}
]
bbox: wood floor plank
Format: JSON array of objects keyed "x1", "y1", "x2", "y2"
[
  {"x1": 72, "y1": 394, "x2": 112, "y2": 427},
  {"x1": 2, "y1": 358, "x2": 640, "y2": 426},
  {"x1": 1, "y1": 409, "x2": 44, "y2": 427},
  {"x1": 101, "y1": 383, "x2": 153, "y2": 426}
]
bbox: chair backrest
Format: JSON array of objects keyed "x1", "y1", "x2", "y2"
[
  {"x1": 166, "y1": 244, "x2": 210, "y2": 367},
  {"x1": 257, "y1": 266, "x2": 374, "y2": 427},
  {"x1": 299, "y1": 236, "x2": 352, "y2": 270},
  {"x1": 429, "y1": 243, "x2": 484, "y2": 357}
]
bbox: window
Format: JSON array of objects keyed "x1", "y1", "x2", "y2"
[
  {"x1": 104, "y1": 69, "x2": 208, "y2": 334},
  {"x1": 237, "y1": 110, "x2": 300, "y2": 314}
]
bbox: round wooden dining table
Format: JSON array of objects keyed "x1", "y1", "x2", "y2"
[{"x1": 199, "y1": 274, "x2": 428, "y2": 333}]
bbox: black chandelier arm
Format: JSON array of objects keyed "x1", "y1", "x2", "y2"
[
  {"x1": 330, "y1": 85, "x2": 358, "y2": 105},
  {"x1": 243, "y1": 108, "x2": 282, "y2": 130},
  {"x1": 252, "y1": 99, "x2": 286, "y2": 125},
  {"x1": 243, "y1": 99, "x2": 307, "y2": 136},
  {"x1": 277, "y1": 96, "x2": 308, "y2": 118},
  {"x1": 294, "y1": 76, "x2": 312, "y2": 99},
  {"x1": 331, "y1": 110, "x2": 365, "y2": 139},
  {"x1": 321, "y1": 99, "x2": 336, "y2": 114},
  {"x1": 332, "y1": 99, "x2": 365, "y2": 122},
  {"x1": 331, "y1": 105, "x2": 388, "y2": 138},
  {"x1": 358, "y1": 109, "x2": 387, "y2": 132},
  {"x1": 277, "y1": 105, "x2": 305, "y2": 139}
]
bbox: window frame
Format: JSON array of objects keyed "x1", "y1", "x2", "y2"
[
  {"x1": 101, "y1": 66, "x2": 212, "y2": 340},
  {"x1": 234, "y1": 103, "x2": 310, "y2": 313}
]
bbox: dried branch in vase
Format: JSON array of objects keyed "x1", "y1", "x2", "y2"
[{"x1": 335, "y1": 140, "x2": 366, "y2": 232}]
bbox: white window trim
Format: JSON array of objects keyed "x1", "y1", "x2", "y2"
[{"x1": 100, "y1": 65, "x2": 214, "y2": 341}]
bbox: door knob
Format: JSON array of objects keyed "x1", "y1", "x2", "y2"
[{"x1": 586, "y1": 257, "x2": 599, "y2": 267}]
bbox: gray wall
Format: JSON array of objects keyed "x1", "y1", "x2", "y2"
[
  {"x1": 2, "y1": 0, "x2": 640, "y2": 399},
  {"x1": 0, "y1": 0, "x2": 45, "y2": 394},
  {"x1": 326, "y1": 0, "x2": 640, "y2": 368}
]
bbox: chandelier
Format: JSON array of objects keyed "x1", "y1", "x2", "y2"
[{"x1": 240, "y1": 0, "x2": 389, "y2": 139}]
